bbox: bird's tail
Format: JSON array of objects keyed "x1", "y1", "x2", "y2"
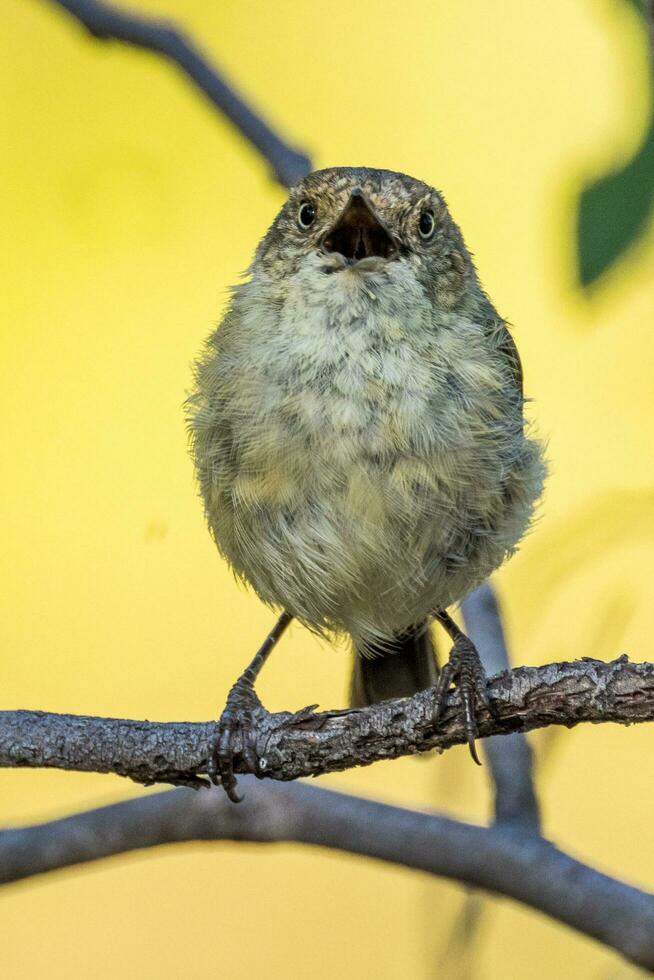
[{"x1": 349, "y1": 624, "x2": 438, "y2": 708}]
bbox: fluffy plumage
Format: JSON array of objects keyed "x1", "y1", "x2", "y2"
[{"x1": 187, "y1": 167, "x2": 545, "y2": 653}]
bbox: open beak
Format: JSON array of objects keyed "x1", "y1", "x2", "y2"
[{"x1": 322, "y1": 188, "x2": 397, "y2": 263}]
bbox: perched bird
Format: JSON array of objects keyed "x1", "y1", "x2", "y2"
[{"x1": 187, "y1": 167, "x2": 545, "y2": 800}]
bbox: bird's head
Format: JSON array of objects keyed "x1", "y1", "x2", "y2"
[{"x1": 253, "y1": 167, "x2": 476, "y2": 311}]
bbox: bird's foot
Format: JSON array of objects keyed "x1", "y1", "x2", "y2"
[
  {"x1": 209, "y1": 676, "x2": 265, "y2": 803},
  {"x1": 209, "y1": 688, "x2": 324, "y2": 802},
  {"x1": 433, "y1": 634, "x2": 489, "y2": 765}
]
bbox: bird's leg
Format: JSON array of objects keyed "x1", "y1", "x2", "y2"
[
  {"x1": 210, "y1": 610, "x2": 293, "y2": 802},
  {"x1": 433, "y1": 609, "x2": 489, "y2": 766}
]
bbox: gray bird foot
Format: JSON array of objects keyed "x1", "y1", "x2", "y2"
[
  {"x1": 433, "y1": 634, "x2": 490, "y2": 765},
  {"x1": 209, "y1": 677, "x2": 264, "y2": 803},
  {"x1": 210, "y1": 688, "x2": 324, "y2": 802}
]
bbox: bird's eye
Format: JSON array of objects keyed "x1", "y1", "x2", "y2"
[
  {"x1": 418, "y1": 210, "x2": 435, "y2": 240},
  {"x1": 297, "y1": 201, "x2": 316, "y2": 229}
]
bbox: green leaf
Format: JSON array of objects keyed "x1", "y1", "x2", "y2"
[
  {"x1": 576, "y1": 0, "x2": 654, "y2": 287},
  {"x1": 622, "y1": 0, "x2": 646, "y2": 15},
  {"x1": 577, "y1": 116, "x2": 654, "y2": 286}
]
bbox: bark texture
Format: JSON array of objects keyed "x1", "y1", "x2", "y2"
[{"x1": 1, "y1": 656, "x2": 651, "y2": 787}]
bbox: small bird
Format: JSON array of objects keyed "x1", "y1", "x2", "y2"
[{"x1": 187, "y1": 167, "x2": 545, "y2": 801}]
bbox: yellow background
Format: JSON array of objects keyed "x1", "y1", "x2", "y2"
[{"x1": 2, "y1": 1, "x2": 653, "y2": 977}]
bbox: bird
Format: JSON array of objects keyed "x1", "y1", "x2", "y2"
[{"x1": 186, "y1": 166, "x2": 546, "y2": 801}]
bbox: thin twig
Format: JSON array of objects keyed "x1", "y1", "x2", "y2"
[
  {"x1": 462, "y1": 584, "x2": 541, "y2": 831},
  {"x1": 1, "y1": 656, "x2": 652, "y2": 787},
  {"x1": 1, "y1": 782, "x2": 653, "y2": 970},
  {"x1": 47, "y1": 0, "x2": 312, "y2": 187}
]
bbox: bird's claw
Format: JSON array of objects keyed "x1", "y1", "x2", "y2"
[
  {"x1": 209, "y1": 679, "x2": 262, "y2": 803},
  {"x1": 433, "y1": 634, "x2": 489, "y2": 765}
]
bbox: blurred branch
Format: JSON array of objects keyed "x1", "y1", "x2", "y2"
[
  {"x1": 1, "y1": 781, "x2": 653, "y2": 970},
  {"x1": 46, "y1": 0, "x2": 312, "y2": 187},
  {"x1": 1, "y1": 656, "x2": 652, "y2": 787},
  {"x1": 462, "y1": 584, "x2": 540, "y2": 831}
]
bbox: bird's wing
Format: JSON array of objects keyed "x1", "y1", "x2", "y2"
[{"x1": 494, "y1": 319, "x2": 524, "y2": 399}]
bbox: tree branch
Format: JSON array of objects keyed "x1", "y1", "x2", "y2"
[
  {"x1": 462, "y1": 584, "x2": 541, "y2": 831},
  {"x1": 1, "y1": 656, "x2": 652, "y2": 787},
  {"x1": 46, "y1": 0, "x2": 312, "y2": 187},
  {"x1": 1, "y1": 781, "x2": 653, "y2": 970}
]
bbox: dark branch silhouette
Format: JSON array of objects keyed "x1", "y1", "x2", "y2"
[
  {"x1": 47, "y1": 0, "x2": 312, "y2": 187},
  {"x1": 2, "y1": 781, "x2": 653, "y2": 970},
  {"x1": 1, "y1": 655, "x2": 652, "y2": 787},
  {"x1": 462, "y1": 586, "x2": 540, "y2": 831}
]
